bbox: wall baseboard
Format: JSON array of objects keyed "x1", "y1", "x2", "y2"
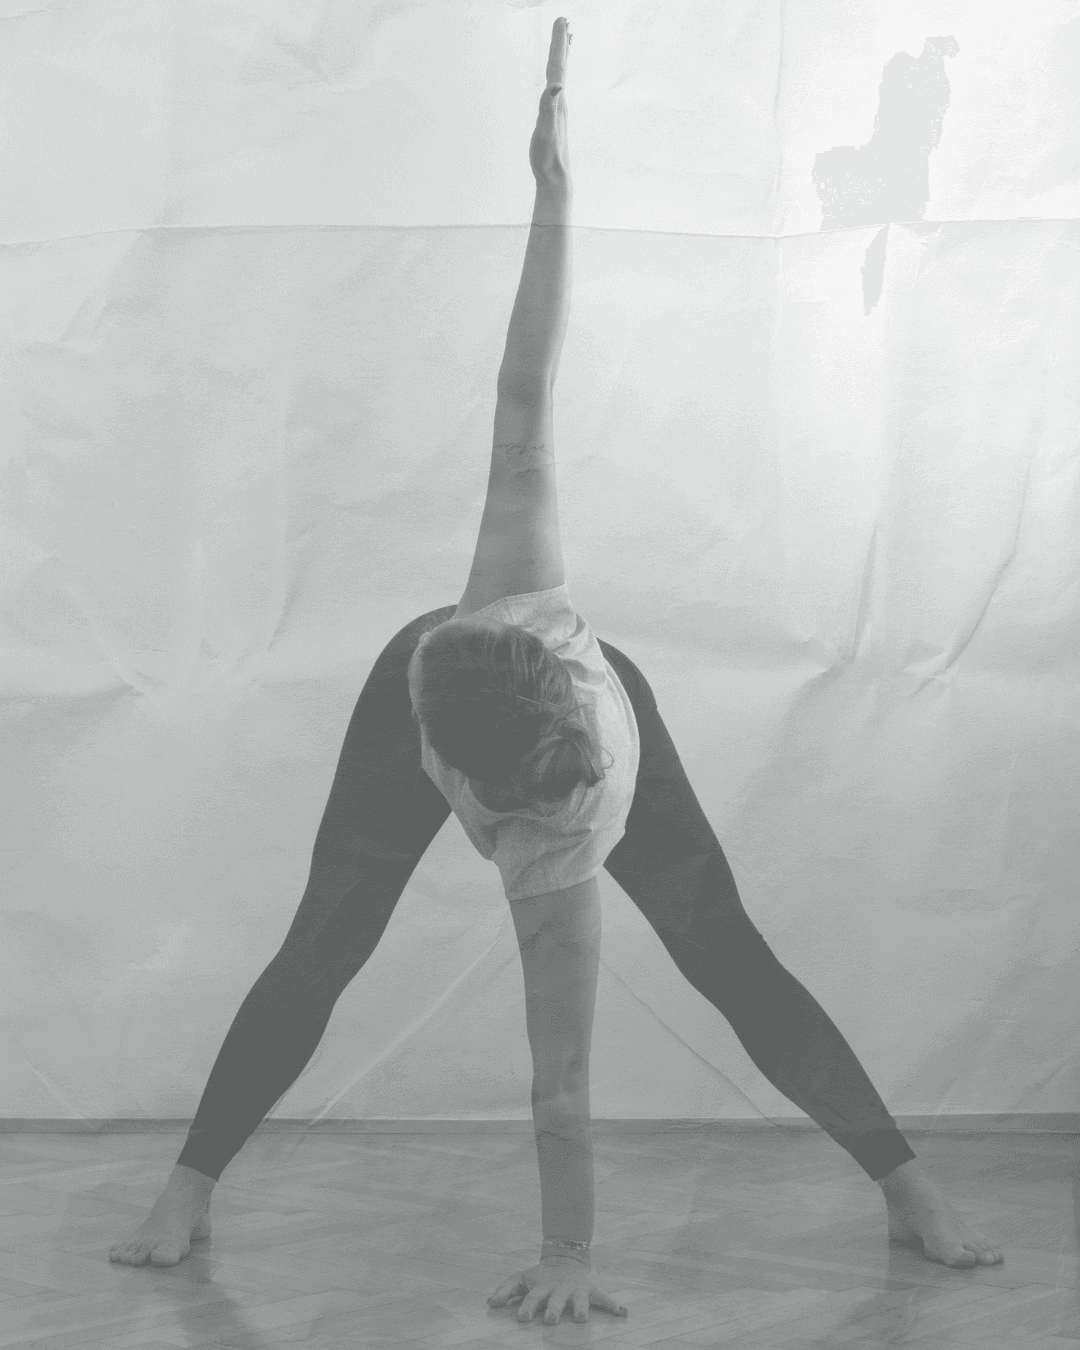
[{"x1": 1, "y1": 1114, "x2": 1077, "y2": 1135}]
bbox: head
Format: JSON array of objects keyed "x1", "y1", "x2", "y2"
[{"x1": 408, "y1": 615, "x2": 613, "y2": 806}]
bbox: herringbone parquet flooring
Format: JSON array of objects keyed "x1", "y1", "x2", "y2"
[{"x1": 0, "y1": 1127, "x2": 1075, "y2": 1349}]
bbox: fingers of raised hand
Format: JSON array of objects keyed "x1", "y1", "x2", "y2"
[{"x1": 546, "y1": 16, "x2": 570, "y2": 92}]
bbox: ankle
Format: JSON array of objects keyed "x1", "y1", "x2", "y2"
[
  {"x1": 169, "y1": 1163, "x2": 216, "y2": 1200},
  {"x1": 878, "y1": 1158, "x2": 920, "y2": 1193}
]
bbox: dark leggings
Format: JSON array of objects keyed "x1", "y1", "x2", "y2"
[{"x1": 176, "y1": 606, "x2": 915, "y2": 1184}]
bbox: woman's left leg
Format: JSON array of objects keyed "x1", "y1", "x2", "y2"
[
  {"x1": 595, "y1": 637, "x2": 1002, "y2": 1265},
  {"x1": 596, "y1": 638, "x2": 913, "y2": 1180}
]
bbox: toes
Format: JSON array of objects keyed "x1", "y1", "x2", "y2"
[
  {"x1": 934, "y1": 1243, "x2": 977, "y2": 1267},
  {"x1": 112, "y1": 1244, "x2": 147, "y2": 1265},
  {"x1": 965, "y1": 1241, "x2": 1003, "y2": 1265}
]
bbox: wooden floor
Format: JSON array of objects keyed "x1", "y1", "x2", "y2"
[{"x1": 0, "y1": 1127, "x2": 1075, "y2": 1349}]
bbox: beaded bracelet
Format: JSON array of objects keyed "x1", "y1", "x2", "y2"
[{"x1": 542, "y1": 1236, "x2": 591, "y2": 1262}]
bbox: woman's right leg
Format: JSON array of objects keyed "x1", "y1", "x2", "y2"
[{"x1": 109, "y1": 605, "x2": 456, "y2": 1265}]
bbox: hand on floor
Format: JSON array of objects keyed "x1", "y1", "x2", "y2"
[{"x1": 487, "y1": 1254, "x2": 628, "y2": 1323}]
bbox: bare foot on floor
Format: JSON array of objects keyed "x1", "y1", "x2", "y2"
[
  {"x1": 880, "y1": 1160, "x2": 1002, "y2": 1268},
  {"x1": 109, "y1": 1166, "x2": 214, "y2": 1267}
]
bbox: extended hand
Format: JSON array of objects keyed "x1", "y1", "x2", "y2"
[
  {"x1": 529, "y1": 17, "x2": 572, "y2": 189},
  {"x1": 488, "y1": 1255, "x2": 628, "y2": 1324}
]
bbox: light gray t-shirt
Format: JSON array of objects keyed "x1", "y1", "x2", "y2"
[{"x1": 418, "y1": 584, "x2": 640, "y2": 901}]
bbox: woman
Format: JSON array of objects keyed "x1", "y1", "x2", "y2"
[{"x1": 109, "y1": 17, "x2": 1002, "y2": 1325}]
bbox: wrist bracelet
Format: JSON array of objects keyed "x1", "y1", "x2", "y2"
[{"x1": 542, "y1": 1236, "x2": 590, "y2": 1257}]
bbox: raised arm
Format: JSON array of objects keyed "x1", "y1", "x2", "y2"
[
  {"x1": 458, "y1": 18, "x2": 574, "y2": 615},
  {"x1": 498, "y1": 17, "x2": 574, "y2": 398}
]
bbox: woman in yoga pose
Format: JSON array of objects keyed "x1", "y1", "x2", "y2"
[{"x1": 110, "y1": 17, "x2": 1001, "y2": 1325}]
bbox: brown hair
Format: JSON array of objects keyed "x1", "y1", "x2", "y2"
[{"x1": 413, "y1": 620, "x2": 614, "y2": 805}]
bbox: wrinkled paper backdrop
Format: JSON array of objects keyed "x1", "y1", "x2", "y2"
[{"x1": 1, "y1": 1, "x2": 1077, "y2": 1140}]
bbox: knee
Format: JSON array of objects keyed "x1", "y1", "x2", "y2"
[
  {"x1": 683, "y1": 852, "x2": 776, "y2": 959},
  {"x1": 268, "y1": 941, "x2": 348, "y2": 1004},
  {"x1": 275, "y1": 920, "x2": 383, "y2": 1000}
]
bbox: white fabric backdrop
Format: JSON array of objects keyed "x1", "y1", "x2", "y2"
[{"x1": 1, "y1": 0, "x2": 1077, "y2": 1131}]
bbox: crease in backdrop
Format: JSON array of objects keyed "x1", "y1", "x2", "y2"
[{"x1": 0, "y1": 0, "x2": 1077, "y2": 1147}]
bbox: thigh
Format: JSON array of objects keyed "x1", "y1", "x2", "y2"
[
  {"x1": 597, "y1": 639, "x2": 742, "y2": 943},
  {"x1": 281, "y1": 604, "x2": 457, "y2": 965}
]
